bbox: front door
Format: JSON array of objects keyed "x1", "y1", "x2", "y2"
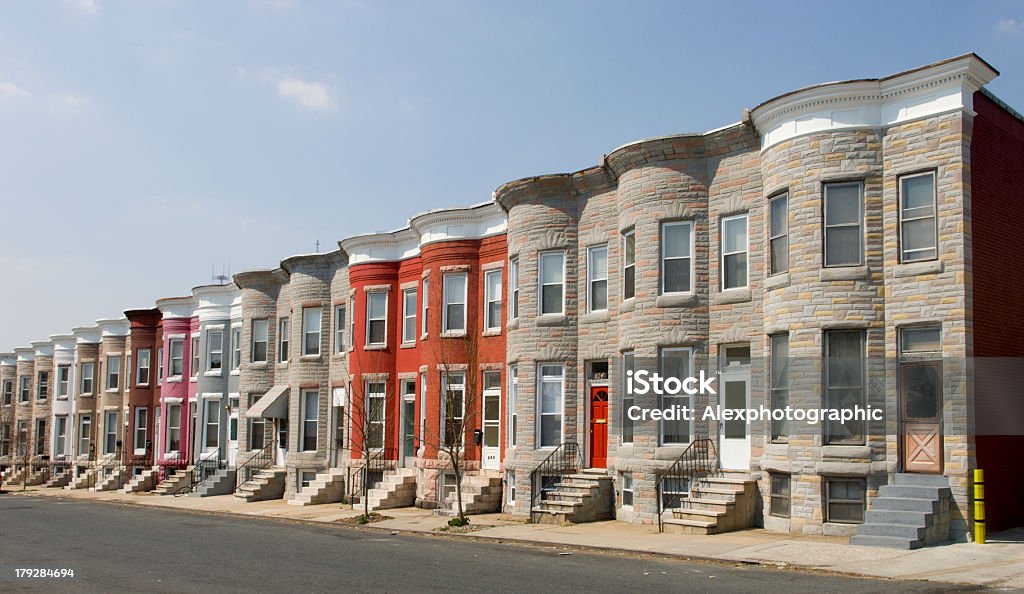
[
  {"x1": 900, "y1": 361, "x2": 943, "y2": 474},
  {"x1": 719, "y1": 369, "x2": 751, "y2": 470},
  {"x1": 227, "y1": 403, "x2": 238, "y2": 467},
  {"x1": 402, "y1": 398, "x2": 416, "y2": 467},
  {"x1": 588, "y1": 387, "x2": 608, "y2": 468},
  {"x1": 481, "y1": 386, "x2": 500, "y2": 470},
  {"x1": 276, "y1": 418, "x2": 288, "y2": 466}
]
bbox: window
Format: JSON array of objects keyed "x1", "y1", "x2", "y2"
[
  {"x1": 482, "y1": 371, "x2": 500, "y2": 452},
  {"x1": 107, "y1": 356, "x2": 121, "y2": 391},
  {"x1": 824, "y1": 330, "x2": 865, "y2": 444},
  {"x1": 190, "y1": 336, "x2": 200, "y2": 378},
  {"x1": 136, "y1": 349, "x2": 151, "y2": 385},
  {"x1": 484, "y1": 270, "x2": 502, "y2": 330},
  {"x1": 302, "y1": 389, "x2": 318, "y2": 451},
  {"x1": 402, "y1": 289, "x2": 417, "y2": 343},
  {"x1": 78, "y1": 415, "x2": 92, "y2": 455},
  {"x1": 660, "y1": 348, "x2": 691, "y2": 444},
  {"x1": 169, "y1": 339, "x2": 184, "y2": 376},
  {"x1": 443, "y1": 273, "x2": 467, "y2": 333},
  {"x1": 508, "y1": 366, "x2": 518, "y2": 447},
  {"x1": 166, "y1": 404, "x2": 181, "y2": 452},
  {"x1": 37, "y1": 371, "x2": 49, "y2": 399},
  {"x1": 588, "y1": 245, "x2": 608, "y2": 312},
  {"x1": 721, "y1": 214, "x2": 748, "y2": 290},
  {"x1": 508, "y1": 259, "x2": 519, "y2": 320},
  {"x1": 824, "y1": 182, "x2": 863, "y2": 267},
  {"x1": 506, "y1": 470, "x2": 516, "y2": 504},
  {"x1": 899, "y1": 326, "x2": 942, "y2": 428},
  {"x1": 350, "y1": 299, "x2": 356, "y2": 348},
  {"x1": 539, "y1": 252, "x2": 565, "y2": 315},
  {"x1": 770, "y1": 334, "x2": 790, "y2": 442},
  {"x1": 205, "y1": 399, "x2": 220, "y2": 449},
  {"x1": 278, "y1": 317, "x2": 290, "y2": 362},
  {"x1": 251, "y1": 320, "x2": 269, "y2": 363},
  {"x1": 366, "y1": 293, "x2": 388, "y2": 346},
  {"x1": 54, "y1": 416, "x2": 67, "y2": 457},
  {"x1": 623, "y1": 230, "x2": 635, "y2": 300},
  {"x1": 249, "y1": 394, "x2": 266, "y2": 449},
  {"x1": 126, "y1": 354, "x2": 131, "y2": 389},
  {"x1": 104, "y1": 411, "x2": 117, "y2": 454},
  {"x1": 300, "y1": 470, "x2": 317, "y2": 492},
  {"x1": 621, "y1": 351, "x2": 634, "y2": 443},
  {"x1": 19, "y1": 376, "x2": 29, "y2": 402},
  {"x1": 900, "y1": 172, "x2": 937, "y2": 263},
  {"x1": 441, "y1": 373, "x2": 465, "y2": 448},
  {"x1": 134, "y1": 407, "x2": 148, "y2": 452},
  {"x1": 770, "y1": 473, "x2": 791, "y2": 518},
  {"x1": 80, "y1": 363, "x2": 94, "y2": 394},
  {"x1": 229, "y1": 396, "x2": 239, "y2": 444},
  {"x1": 57, "y1": 366, "x2": 70, "y2": 398},
  {"x1": 335, "y1": 306, "x2": 346, "y2": 353},
  {"x1": 302, "y1": 308, "x2": 321, "y2": 356},
  {"x1": 662, "y1": 222, "x2": 693, "y2": 294},
  {"x1": 2, "y1": 380, "x2": 11, "y2": 405},
  {"x1": 769, "y1": 193, "x2": 789, "y2": 275},
  {"x1": 621, "y1": 473, "x2": 634, "y2": 508},
  {"x1": 538, "y1": 364, "x2": 564, "y2": 447},
  {"x1": 421, "y1": 279, "x2": 430, "y2": 335},
  {"x1": 35, "y1": 419, "x2": 46, "y2": 455},
  {"x1": 825, "y1": 478, "x2": 865, "y2": 524},
  {"x1": 366, "y1": 381, "x2": 386, "y2": 450},
  {"x1": 231, "y1": 329, "x2": 241, "y2": 370},
  {"x1": 207, "y1": 331, "x2": 223, "y2": 371},
  {"x1": 158, "y1": 347, "x2": 165, "y2": 381}
]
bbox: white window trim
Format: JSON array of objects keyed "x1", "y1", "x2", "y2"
[
  {"x1": 823, "y1": 181, "x2": 864, "y2": 268},
  {"x1": 536, "y1": 363, "x2": 564, "y2": 449},
  {"x1": 898, "y1": 171, "x2": 939, "y2": 264},
  {"x1": 622, "y1": 230, "x2": 636, "y2": 300},
  {"x1": 402, "y1": 288, "x2": 418, "y2": 344},
  {"x1": 587, "y1": 244, "x2": 609, "y2": 313},
  {"x1": 720, "y1": 214, "x2": 749, "y2": 290},
  {"x1": 421, "y1": 279, "x2": 430, "y2": 337},
  {"x1": 106, "y1": 355, "x2": 121, "y2": 392},
  {"x1": 301, "y1": 389, "x2": 319, "y2": 452},
  {"x1": 442, "y1": 272, "x2": 468, "y2": 335},
  {"x1": 136, "y1": 349, "x2": 151, "y2": 386},
  {"x1": 207, "y1": 330, "x2": 224, "y2": 373},
  {"x1": 440, "y1": 372, "x2": 466, "y2": 447},
  {"x1": 190, "y1": 336, "x2": 200, "y2": 380},
  {"x1": 484, "y1": 269, "x2": 502, "y2": 331},
  {"x1": 278, "y1": 317, "x2": 290, "y2": 363},
  {"x1": 507, "y1": 365, "x2": 518, "y2": 448},
  {"x1": 660, "y1": 221, "x2": 694, "y2": 295},
  {"x1": 366, "y1": 292, "x2": 388, "y2": 346},
  {"x1": 302, "y1": 308, "x2": 322, "y2": 357},
  {"x1": 366, "y1": 380, "x2": 387, "y2": 451},
  {"x1": 538, "y1": 251, "x2": 566, "y2": 316},
  {"x1": 251, "y1": 319, "x2": 269, "y2": 363},
  {"x1": 508, "y1": 258, "x2": 519, "y2": 321},
  {"x1": 335, "y1": 305, "x2": 347, "y2": 354},
  {"x1": 133, "y1": 406, "x2": 148, "y2": 454},
  {"x1": 659, "y1": 347, "x2": 693, "y2": 446},
  {"x1": 769, "y1": 192, "x2": 789, "y2": 276}
]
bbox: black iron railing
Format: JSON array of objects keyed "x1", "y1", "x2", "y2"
[
  {"x1": 655, "y1": 438, "x2": 718, "y2": 533},
  {"x1": 124, "y1": 454, "x2": 154, "y2": 486},
  {"x1": 158, "y1": 452, "x2": 187, "y2": 485},
  {"x1": 347, "y1": 447, "x2": 396, "y2": 503},
  {"x1": 235, "y1": 441, "x2": 274, "y2": 491},
  {"x1": 529, "y1": 441, "x2": 583, "y2": 524},
  {"x1": 175, "y1": 449, "x2": 221, "y2": 496}
]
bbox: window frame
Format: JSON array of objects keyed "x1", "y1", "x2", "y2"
[
  {"x1": 231, "y1": 329, "x2": 241, "y2": 370},
  {"x1": 204, "y1": 399, "x2": 220, "y2": 450},
  {"x1": 421, "y1": 279, "x2": 430, "y2": 336},
  {"x1": 365, "y1": 380, "x2": 386, "y2": 450},
  {"x1": 207, "y1": 330, "x2": 223, "y2": 371},
  {"x1": 623, "y1": 230, "x2": 636, "y2": 300},
  {"x1": 136, "y1": 349, "x2": 151, "y2": 385},
  {"x1": 621, "y1": 351, "x2": 635, "y2": 444},
  {"x1": 769, "y1": 333, "x2": 790, "y2": 443},
  {"x1": 538, "y1": 251, "x2": 566, "y2": 316},
  {"x1": 169, "y1": 339, "x2": 185, "y2": 377},
  {"x1": 302, "y1": 307, "x2": 322, "y2": 357},
  {"x1": 335, "y1": 305, "x2": 347, "y2": 354},
  {"x1": 251, "y1": 319, "x2": 269, "y2": 363},
  {"x1": 769, "y1": 473, "x2": 791, "y2": 518},
  {"x1": 402, "y1": 288, "x2": 418, "y2": 344},
  {"x1": 19, "y1": 376, "x2": 30, "y2": 402},
  {"x1": 103, "y1": 411, "x2": 117, "y2": 454},
  {"x1": 278, "y1": 317, "x2": 290, "y2": 363},
  {"x1": 621, "y1": 472, "x2": 634, "y2": 509},
  {"x1": 80, "y1": 363, "x2": 94, "y2": 394},
  {"x1": 190, "y1": 336, "x2": 200, "y2": 379},
  {"x1": 37, "y1": 370, "x2": 49, "y2": 400},
  {"x1": 484, "y1": 269, "x2": 502, "y2": 331},
  {"x1": 661, "y1": 221, "x2": 694, "y2": 295},
  {"x1": 587, "y1": 244, "x2": 609, "y2": 313},
  {"x1": 366, "y1": 292, "x2": 388, "y2": 346},
  {"x1": 158, "y1": 346, "x2": 165, "y2": 381},
  {"x1": 824, "y1": 329, "x2": 866, "y2": 445},
  {"x1": 56, "y1": 365, "x2": 70, "y2": 398},
  {"x1": 769, "y1": 192, "x2": 789, "y2": 275},
  {"x1": 301, "y1": 389, "x2": 319, "y2": 451},
  {"x1": 823, "y1": 181, "x2": 864, "y2": 268},
  {"x1": 507, "y1": 365, "x2": 518, "y2": 447},
  {"x1": 166, "y1": 404, "x2": 181, "y2": 453},
  {"x1": 442, "y1": 272, "x2": 468, "y2": 334},
  {"x1": 508, "y1": 258, "x2": 519, "y2": 320},
  {"x1": 440, "y1": 372, "x2": 466, "y2": 448},
  {"x1": 659, "y1": 347, "x2": 692, "y2": 445},
  {"x1": 721, "y1": 213, "x2": 749, "y2": 290},
  {"x1": 825, "y1": 477, "x2": 866, "y2": 524},
  {"x1": 133, "y1": 407, "x2": 148, "y2": 453},
  {"x1": 106, "y1": 355, "x2": 121, "y2": 391},
  {"x1": 898, "y1": 171, "x2": 939, "y2": 263},
  {"x1": 537, "y1": 363, "x2": 564, "y2": 448}
]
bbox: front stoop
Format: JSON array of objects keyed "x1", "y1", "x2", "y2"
[
  {"x1": 26, "y1": 467, "x2": 51, "y2": 486},
  {"x1": 662, "y1": 471, "x2": 758, "y2": 535},
  {"x1": 435, "y1": 473, "x2": 503, "y2": 516},
  {"x1": 234, "y1": 467, "x2": 286, "y2": 502},
  {"x1": 93, "y1": 467, "x2": 128, "y2": 492},
  {"x1": 3, "y1": 466, "x2": 26, "y2": 485},
  {"x1": 120, "y1": 466, "x2": 160, "y2": 493},
  {"x1": 288, "y1": 468, "x2": 346, "y2": 506},
  {"x1": 366, "y1": 468, "x2": 417, "y2": 511},
  {"x1": 45, "y1": 467, "x2": 73, "y2": 488},
  {"x1": 191, "y1": 468, "x2": 237, "y2": 497},
  {"x1": 154, "y1": 467, "x2": 195, "y2": 496},
  {"x1": 851, "y1": 473, "x2": 951, "y2": 550},
  {"x1": 532, "y1": 469, "x2": 614, "y2": 525}
]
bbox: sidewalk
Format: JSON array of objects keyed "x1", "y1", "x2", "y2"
[{"x1": 9, "y1": 486, "x2": 1024, "y2": 590}]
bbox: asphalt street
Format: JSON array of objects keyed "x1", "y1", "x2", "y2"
[{"x1": 0, "y1": 495, "x2": 975, "y2": 593}]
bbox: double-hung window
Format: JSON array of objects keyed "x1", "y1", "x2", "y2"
[
  {"x1": 899, "y1": 172, "x2": 937, "y2": 262},
  {"x1": 508, "y1": 259, "x2": 519, "y2": 320},
  {"x1": 366, "y1": 381, "x2": 386, "y2": 450},
  {"x1": 659, "y1": 348, "x2": 691, "y2": 444},
  {"x1": 824, "y1": 330, "x2": 865, "y2": 444},
  {"x1": 587, "y1": 245, "x2": 608, "y2": 312},
  {"x1": 80, "y1": 363, "x2": 94, "y2": 394},
  {"x1": 278, "y1": 317, "x2": 290, "y2": 362},
  {"x1": 507, "y1": 365, "x2": 518, "y2": 447},
  {"x1": 484, "y1": 270, "x2": 502, "y2": 330},
  {"x1": 78, "y1": 416, "x2": 91, "y2": 455},
  {"x1": 442, "y1": 273, "x2": 467, "y2": 333},
  {"x1": 335, "y1": 306, "x2": 346, "y2": 353},
  {"x1": 166, "y1": 404, "x2": 181, "y2": 452},
  {"x1": 302, "y1": 389, "x2": 318, "y2": 451},
  {"x1": 169, "y1": 339, "x2": 184, "y2": 376},
  {"x1": 825, "y1": 478, "x2": 865, "y2": 524},
  {"x1": 769, "y1": 193, "x2": 789, "y2": 275},
  {"x1": 207, "y1": 331, "x2": 223, "y2": 371},
  {"x1": 824, "y1": 182, "x2": 863, "y2": 267},
  {"x1": 623, "y1": 231, "x2": 635, "y2": 299},
  {"x1": 366, "y1": 293, "x2": 387, "y2": 346},
  {"x1": 57, "y1": 366, "x2": 70, "y2": 398},
  {"x1": 661, "y1": 222, "x2": 693, "y2": 294},
  {"x1": 402, "y1": 289, "x2": 417, "y2": 343},
  {"x1": 37, "y1": 371, "x2": 49, "y2": 399},
  {"x1": 421, "y1": 279, "x2": 430, "y2": 336},
  {"x1": 136, "y1": 349, "x2": 151, "y2": 385},
  {"x1": 621, "y1": 351, "x2": 634, "y2": 443},
  {"x1": 251, "y1": 320, "x2": 269, "y2": 363},
  {"x1": 538, "y1": 252, "x2": 565, "y2": 315},
  {"x1": 19, "y1": 376, "x2": 29, "y2": 402},
  {"x1": 134, "y1": 408, "x2": 148, "y2": 453},
  {"x1": 230, "y1": 329, "x2": 241, "y2": 370},
  {"x1": 2, "y1": 380, "x2": 11, "y2": 405},
  {"x1": 769, "y1": 334, "x2": 790, "y2": 442},
  {"x1": 107, "y1": 356, "x2": 121, "y2": 391},
  {"x1": 190, "y1": 337, "x2": 200, "y2": 379},
  {"x1": 302, "y1": 308, "x2": 321, "y2": 356},
  {"x1": 538, "y1": 364, "x2": 564, "y2": 447},
  {"x1": 770, "y1": 473, "x2": 791, "y2": 518},
  {"x1": 721, "y1": 214, "x2": 748, "y2": 290},
  {"x1": 158, "y1": 347, "x2": 165, "y2": 381},
  {"x1": 35, "y1": 419, "x2": 46, "y2": 455},
  {"x1": 441, "y1": 373, "x2": 465, "y2": 448},
  {"x1": 205, "y1": 400, "x2": 220, "y2": 449},
  {"x1": 104, "y1": 411, "x2": 117, "y2": 454}
]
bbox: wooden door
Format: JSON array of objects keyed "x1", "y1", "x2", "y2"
[
  {"x1": 589, "y1": 387, "x2": 608, "y2": 468},
  {"x1": 900, "y1": 361, "x2": 943, "y2": 474}
]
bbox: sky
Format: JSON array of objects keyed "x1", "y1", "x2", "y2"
[{"x1": 1, "y1": 0, "x2": 1022, "y2": 350}]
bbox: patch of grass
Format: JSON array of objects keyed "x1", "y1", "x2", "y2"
[{"x1": 337, "y1": 512, "x2": 391, "y2": 525}]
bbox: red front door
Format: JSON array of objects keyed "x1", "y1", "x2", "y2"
[{"x1": 589, "y1": 387, "x2": 608, "y2": 468}]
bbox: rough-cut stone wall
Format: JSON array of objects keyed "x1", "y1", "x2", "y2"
[{"x1": 236, "y1": 270, "x2": 285, "y2": 457}]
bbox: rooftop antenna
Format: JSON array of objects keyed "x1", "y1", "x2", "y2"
[
  {"x1": 315, "y1": 239, "x2": 321, "y2": 253},
  {"x1": 212, "y1": 261, "x2": 229, "y2": 285}
]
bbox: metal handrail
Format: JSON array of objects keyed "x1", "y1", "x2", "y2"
[
  {"x1": 190, "y1": 449, "x2": 222, "y2": 489},
  {"x1": 346, "y1": 447, "x2": 396, "y2": 502},
  {"x1": 235, "y1": 440, "x2": 274, "y2": 491},
  {"x1": 655, "y1": 438, "x2": 718, "y2": 533},
  {"x1": 157, "y1": 452, "x2": 187, "y2": 485},
  {"x1": 528, "y1": 441, "x2": 583, "y2": 524}
]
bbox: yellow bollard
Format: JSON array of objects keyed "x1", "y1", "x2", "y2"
[{"x1": 974, "y1": 468, "x2": 985, "y2": 544}]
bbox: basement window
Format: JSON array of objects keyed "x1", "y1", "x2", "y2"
[
  {"x1": 825, "y1": 477, "x2": 865, "y2": 524},
  {"x1": 621, "y1": 473, "x2": 633, "y2": 509},
  {"x1": 300, "y1": 471, "x2": 316, "y2": 492},
  {"x1": 770, "y1": 473, "x2": 791, "y2": 518}
]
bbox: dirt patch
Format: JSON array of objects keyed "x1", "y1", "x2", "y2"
[
  {"x1": 337, "y1": 512, "x2": 392, "y2": 525},
  {"x1": 434, "y1": 524, "x2": 495, "y2": 534}
]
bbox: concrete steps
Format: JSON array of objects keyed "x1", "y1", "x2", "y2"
[
  {"x1": 288, "y1": 468, "x2": 346, "y2": 506},
  {"x1": 234, "y1": 467, "x2": 286, "y2": 502},
  {"x1": 366, "y1": 468, "x2": 417, "y2": 511},
  {"x1": 121, "y1": 466, "x2": 160, "y2": 493},
  {"x1": 191, "y1": 467, "x2": 237, "y2": 497},
  {"x1": 436, "y1": 474, "x2": 502, "y2": 516},
  {"x1": 65, "y1": 467, "x2": 100, "y2": 490},
  {"x1": 531, "y1": 469, "x2": 613, "y2": 525},
  {"x1": 154, "y1": 467, "x2": 195, "y2": 496},
  {"x1": 851, "y1": 473, "x2": 951, "y2": 550},
  {"x1": 93, "y1": 467, "x2": 128, "y2": 492},
  {"x1": 662, "y1": 472, "x2": 758, "y2": 535},
  {"x1": 45, "y1": 467, "x2": 73, "y2": 488}
]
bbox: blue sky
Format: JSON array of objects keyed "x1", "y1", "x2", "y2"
[{"x1": 1, "y1": 0, "x2": 1022, "y2": 349}]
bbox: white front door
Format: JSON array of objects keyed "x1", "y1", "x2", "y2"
[
  {"x1": 227, "y1": 406, "x2": 238, "y2": 467},
  {"x1": 718, "y1": 368, "x2": 751, "y2": 470},
  {"x1": 275, "y1": 418, "x2": 287, "y2": 466},
  {"x1": 481, "y1": 381, "x2": 500, "y2": 470}
]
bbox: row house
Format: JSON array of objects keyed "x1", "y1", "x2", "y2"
[
  {"x1": 0, "y1": 353, "x2": 17, "y2": 466},
  {"x1": 154, "y1": 297, "x2": 198, "y2": 472},
  {"x1": 124, "y1": 308, "x2": 162, "y2": 478},
  {"x1": 49, "y1": 334, "x2": 76, "y2": 462}
]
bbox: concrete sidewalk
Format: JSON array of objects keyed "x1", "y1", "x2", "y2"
[{"x1": 9, "y1": 486, "x2": 1024, "y2": 590}]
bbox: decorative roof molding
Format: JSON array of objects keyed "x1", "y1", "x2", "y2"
[
  {"x1": 13, "y1": 346, "x2": 35, "y2": 362},
  {"x1": 71, "y1": 326, "x2": 102, "y2": 344},
  {"x1": 96, "y1": 318, "x2": 130, "y2": 338},
  {"x1": 30, "y1": 340, "x2": 54, "y2": 357},
  {"x1": 192, "y1": 284, "x2": 242, "y2": 322},
  {"x1": 156, "y1": 296, "x2": 197, "y2": 320},
  {"x1": 0, "y1": 353, "x2": 15, "y2": 367}
]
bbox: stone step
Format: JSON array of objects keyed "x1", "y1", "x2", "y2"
[
  {"x1": 864, "y1": 509, "x2": 932, "y2": 527},
  {"x1": 673, "y1": 507, "x2": 727, "y2": 520},
  {"x1": 878, "y1": 485, "x2": 950, "y2": 499},
  {"x1": 856, "y1": 523, "x2": 928, "y2": 540},
  {"x1": 850, "y1": 534, "x2": 923, "y2": 550},
  {"x1": 661, "y1": 517, "x2": 717, "y2": 535},
  {"x1": 871, "y1": 496, "x2": 941, "y2": 513},
  {"x1": 893, "y1": 473, "x2": 950, "y2": 488}
]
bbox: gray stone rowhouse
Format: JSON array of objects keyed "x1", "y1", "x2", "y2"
[
  {"x1": 95, "y1": 318, "x2": 129, "y2": 461},
  {"x1": 498, "y1": 54, "x2": 1000, "y2": 541},
  {"x1": 30, "y1": 340, "x2": 54, "y2": 460},
  {"x1": 71, "y1": 326, "x2": 102, "y2": 464},
  {"x1": 190, "y1": 284, "x2": 242, "y2": 467},
  {"x1": 13, "y1": 347, "x2": 35, "y2": 460},
  {"x1": 1, "y1": 352, "x2": 17, "y2": 465}
]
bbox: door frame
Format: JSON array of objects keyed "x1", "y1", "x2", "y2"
[
  {"x1": 588, "y1": 385, "x2": 609, "y2": 469},
  {"x1": 898, "y1": 360, "x2": 944, "y2": 474},
  {"x1": 718, "y1": 365, "x2": 751, "y2": 471},
  {"x1": 481, "y1": 378, "x2": 501, "y2": 470}
]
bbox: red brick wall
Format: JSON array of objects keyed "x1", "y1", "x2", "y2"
[{"x1": 970, "y1": 90, "x2": 1024, "y2": 531}]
